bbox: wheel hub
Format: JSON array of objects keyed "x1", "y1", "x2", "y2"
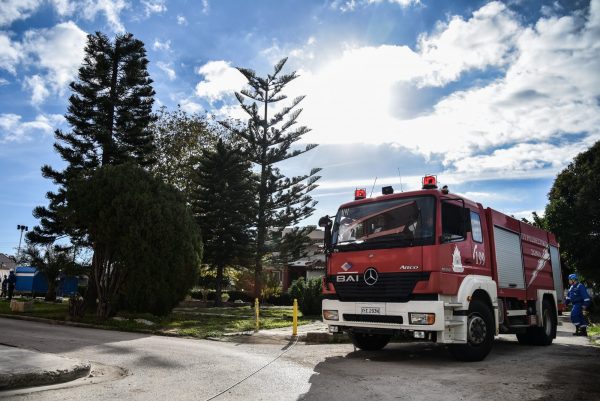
[{"x1": 468, "y1": 315, "x2": 487, "y2": 345}]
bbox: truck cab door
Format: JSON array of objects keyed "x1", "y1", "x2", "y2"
[{"x1": 440, "y1": 200, "x2": 473, "y2": 273}]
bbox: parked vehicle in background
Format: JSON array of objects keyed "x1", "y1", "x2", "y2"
[{"x1": 319, "y1": 176, "x2": 563, "y2": 361}]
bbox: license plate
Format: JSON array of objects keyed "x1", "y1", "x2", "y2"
[{"x1": 360, "y1": 307, "x2": 382, "y2": 315}]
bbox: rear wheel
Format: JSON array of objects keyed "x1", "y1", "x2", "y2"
[
  {"x1": 530, "y1": 299, "x2": 556, "y2": 346},
  {"x1": 350, "y1": 332, "x2": 391, "y2": 351},
  {"x1": 516, "y1": 331, "x2": 534, "y2": 345},
  {"x1": 449, "y1": 299, "x2": 495, "y2": 362}
]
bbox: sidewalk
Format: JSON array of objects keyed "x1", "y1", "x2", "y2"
[
  {"x1": 0, "y1": 345, "x2": 90, "y2": 391},
  {"x1": 220, "y1": 320, "x2": 337, "y2": 344}
]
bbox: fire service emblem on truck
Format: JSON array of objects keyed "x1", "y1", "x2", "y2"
[{"x1": 452, "y1": 245, "x2": 464, "y2": 272}]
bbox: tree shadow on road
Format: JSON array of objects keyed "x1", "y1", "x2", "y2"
[{"x1": 297, "y1": 338, "x2": 600, "y2": 401}]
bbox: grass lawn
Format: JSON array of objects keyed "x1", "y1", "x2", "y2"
[
  {"x1": 0, "y1": 298, "x2": 314, "y2": 338},
  {"x1": 588, "y1": 324, "x2": 600, "y2": 346}
]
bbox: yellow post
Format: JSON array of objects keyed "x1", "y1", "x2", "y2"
[
  {"x1": 293, "y1": 298, "x2": 298, "y2": 336},
  {"x1": 254, "y1": 298, "x2": 260, "y2": 332}
]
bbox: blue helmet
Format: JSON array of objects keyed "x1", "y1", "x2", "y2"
[{"x1": 568, "y1": 273, "x2": 578, "y2": 281}]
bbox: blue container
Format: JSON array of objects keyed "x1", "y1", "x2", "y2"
[
  {"x1": 15, "y1": 266, "x2": 48, "y2": 295},
  {"x1": 15, "y1": 266, "x2": 80, "y2": 297},
  {"x1": 57, "y1": 275, "x2": 79, "y2": 297}
]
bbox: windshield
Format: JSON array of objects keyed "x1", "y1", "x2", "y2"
[{"x1": 332, "y1": 196, "x2": 435, "y2": 249}]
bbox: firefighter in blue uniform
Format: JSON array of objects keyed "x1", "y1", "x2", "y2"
[{"x1": 565, "y1": 273, "x2": 591, "y2": 336}]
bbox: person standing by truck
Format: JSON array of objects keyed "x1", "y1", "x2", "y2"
[
  {"x1": 565, "y1": 273, "x2": 591, "y2": 336},
  {"x1": 7, "y1": 270, "x2": 16, "y2": 302}
]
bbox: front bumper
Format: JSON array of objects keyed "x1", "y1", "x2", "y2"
[{"x1": 322, "y1": 299, "x2": 468, "y2": 343}]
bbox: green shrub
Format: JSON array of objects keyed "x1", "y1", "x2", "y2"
[
  {"x1": 288, "y1": 277, "x2": 323, "y2": 316},
  {"x1": 265, "y1": 292, "x2": 293, "y2": 306},
  {"x1": 227, "y1": 290, "x2": 254, "y2": 303}
]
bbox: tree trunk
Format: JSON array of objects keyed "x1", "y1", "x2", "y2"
[
  {"x1": 45, "y1": 281, "x2": 57, "y2": 302},
  {"x1": 83, "y1": 271, "x2": 98, "y2": 313},
  {"x1": 214, "y1": 263, "x2": 224, "y2": 307}
]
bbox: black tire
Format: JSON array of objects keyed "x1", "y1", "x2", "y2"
[
  {"x1": 350, "y1": 332, "x2": 391, "y2": 351},
  {"x1": 530, "y1": 299, "x2": 556, "y2": 346},
  {"x1": 516, "y1": 331, "x2": 535, "y2": 345},
  {"x1": 449, "y1": 299, "x2": 495, "y2": 362}
]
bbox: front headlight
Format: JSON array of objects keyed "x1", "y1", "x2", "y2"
[
  {"x1": 409, "y1": 312, "x2": 435, "y2": 325},
  {"x1": 323, "y1": 309, "x2": 339, "y2": 321}
]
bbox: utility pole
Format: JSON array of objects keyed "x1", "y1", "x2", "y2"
[{"x1": 16, "y1": 225, "x2": 28, "y2": 263}]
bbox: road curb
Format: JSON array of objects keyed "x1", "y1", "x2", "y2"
[
  {"x1": 0, "y1": 313, "x2": 156, "y2": 335},
  {"x1": 0, "y1": 347, "x2": 91, "y2": 391},
  {"x1": 0, "y1": 313, "x2": 100, "y2": 330}
]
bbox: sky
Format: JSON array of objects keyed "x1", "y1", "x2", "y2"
[{"x1": 0, "y1": 0, "x2": 599, "y2": 255}]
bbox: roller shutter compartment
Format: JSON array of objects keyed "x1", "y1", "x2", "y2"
[{"x1": 493, "y1": 226, "x2": 525, "y2": 289}]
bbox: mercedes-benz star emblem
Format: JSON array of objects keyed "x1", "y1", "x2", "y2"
[{"x1": 363, "y1": 267, "x2": 378, "y2": 286}]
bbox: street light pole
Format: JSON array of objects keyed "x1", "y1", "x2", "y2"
[{"x1": 16, "y1": 225, "x2": 28, "y2": 263}]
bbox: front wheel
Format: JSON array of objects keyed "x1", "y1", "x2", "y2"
[
  {"x1": 449, "y1": 299, "x2": 495, "y2": 362},
  {"x1": 350, "y1": 332, "x2": 391, "y2": 351}
]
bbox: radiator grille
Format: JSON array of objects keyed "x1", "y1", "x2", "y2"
[{"x1": 331, "y1": 272, "x2": 430, "y2": 302}]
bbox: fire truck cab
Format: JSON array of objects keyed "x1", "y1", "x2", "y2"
[{"x1": 319, "y1": 176, "x2": 562, "y2": 361}]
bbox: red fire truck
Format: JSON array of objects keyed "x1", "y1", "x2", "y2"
[{"x1": 319, "y1": 176, "x2": 564, "y2": 361}]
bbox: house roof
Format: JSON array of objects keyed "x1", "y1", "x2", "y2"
[
  {"x1": 16, "y1": 266, "x2": 37, "y2": 274},
  {"x1": 0, "y1": 253, "x2": 17, "y2": 270},
  {"x1": 288, "y1": 253, "x2": 326, "y2": 270}
]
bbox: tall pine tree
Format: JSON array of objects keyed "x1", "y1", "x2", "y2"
[
  {"x1": 221, "y1": 58, "x2": 321, "y2": 298},
  {"x1": 28, "y1": 32, "x2": 156, "y2": 245},
  {"x1": 27, "y1": 32, "x2": 156, "y2": 315},
  {"x1": 191, "y1": 139, "x2": 256, "y2": 305}
]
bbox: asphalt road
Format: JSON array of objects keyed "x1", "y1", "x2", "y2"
[{"x1": 0, "y1": 317, "x2": 598, "y2": 401}]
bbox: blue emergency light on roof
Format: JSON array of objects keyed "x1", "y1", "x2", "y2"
[
  {"x1": 422, "y1": 175, "x2": 438, "y2": 189},
  {"x1": 354, "y1": 188, "x2": 367, "y2": 200}
]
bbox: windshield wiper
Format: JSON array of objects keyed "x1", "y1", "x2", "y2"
[{"x1": 365, "y1": 234, "x2": 414, "y2": 246}]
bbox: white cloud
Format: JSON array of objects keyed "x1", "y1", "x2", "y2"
[
  {"x1": 24, "y1": 74, "x2": 50, "y2": 104},
  {"x1": 0, "y1": 1, "x2": 125, "y2": 32},
  {"x1": 0, "y1": 32, "x2": 23, "y2": 74},
  {"x1": 179, "y1": 98, "x2": 203, "y2": 114},
  {"x1": 417, "y1": 1, "x2": 521, "y2": 86},
  {"x1": 190, "y1": 1, "x2": 598, "y2": 183},
  {"x1": 21, "y1": 21, "x2": 88, "y2": 102},
  {"x1": 202, "y1": 0, "x2": 210, "y2": 14},
  {"x1": 156, "y1": 61, "x2": 176, "y2": 80},
  {"x1": 194, "y1": 60, "x2": 247, "y2": 103},
  {"x1": 81, "y1": 0, "x2": 127, "y2": 33},
  {"x1": 0, "y1": 113, "x2": 64, "y2": 143},
  {"x1": 0, "y1": 0, "x2": 42, "y2": 27},
  {"x1": 153, "y1": 39, "x2": 171, "y2": 51},
  {"x1": 451, "y1": 142, "x2": 593, "y2": 175},
  {"x1": 177, "y1": 15, "x2": 187, "y2": 25},
  {"x1": 142, "y1": 0, "x2": 167, "y2": 16},
  {"x1": 332, "y1": 0, "x2": 420, "y2": 12},
  {"x1": 277, "y1": 1, "x2": 600, "y2": 181},
  {"x1": 260, "y1": 36, "x2": 318, "y2": 65},
  {"x1": 49, "y1": 0, "x2": 76, "y2": 16},
  {"x1": 1, "y1": 21, "x2": 87, "y2": 103},
  {"x1": 0, "y1": 78, "x2": 8, "y2": 85}
]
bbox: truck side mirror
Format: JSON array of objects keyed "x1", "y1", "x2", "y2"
[{"x1": 318, "y1": 215, "x2": 333, "y2": 253}]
